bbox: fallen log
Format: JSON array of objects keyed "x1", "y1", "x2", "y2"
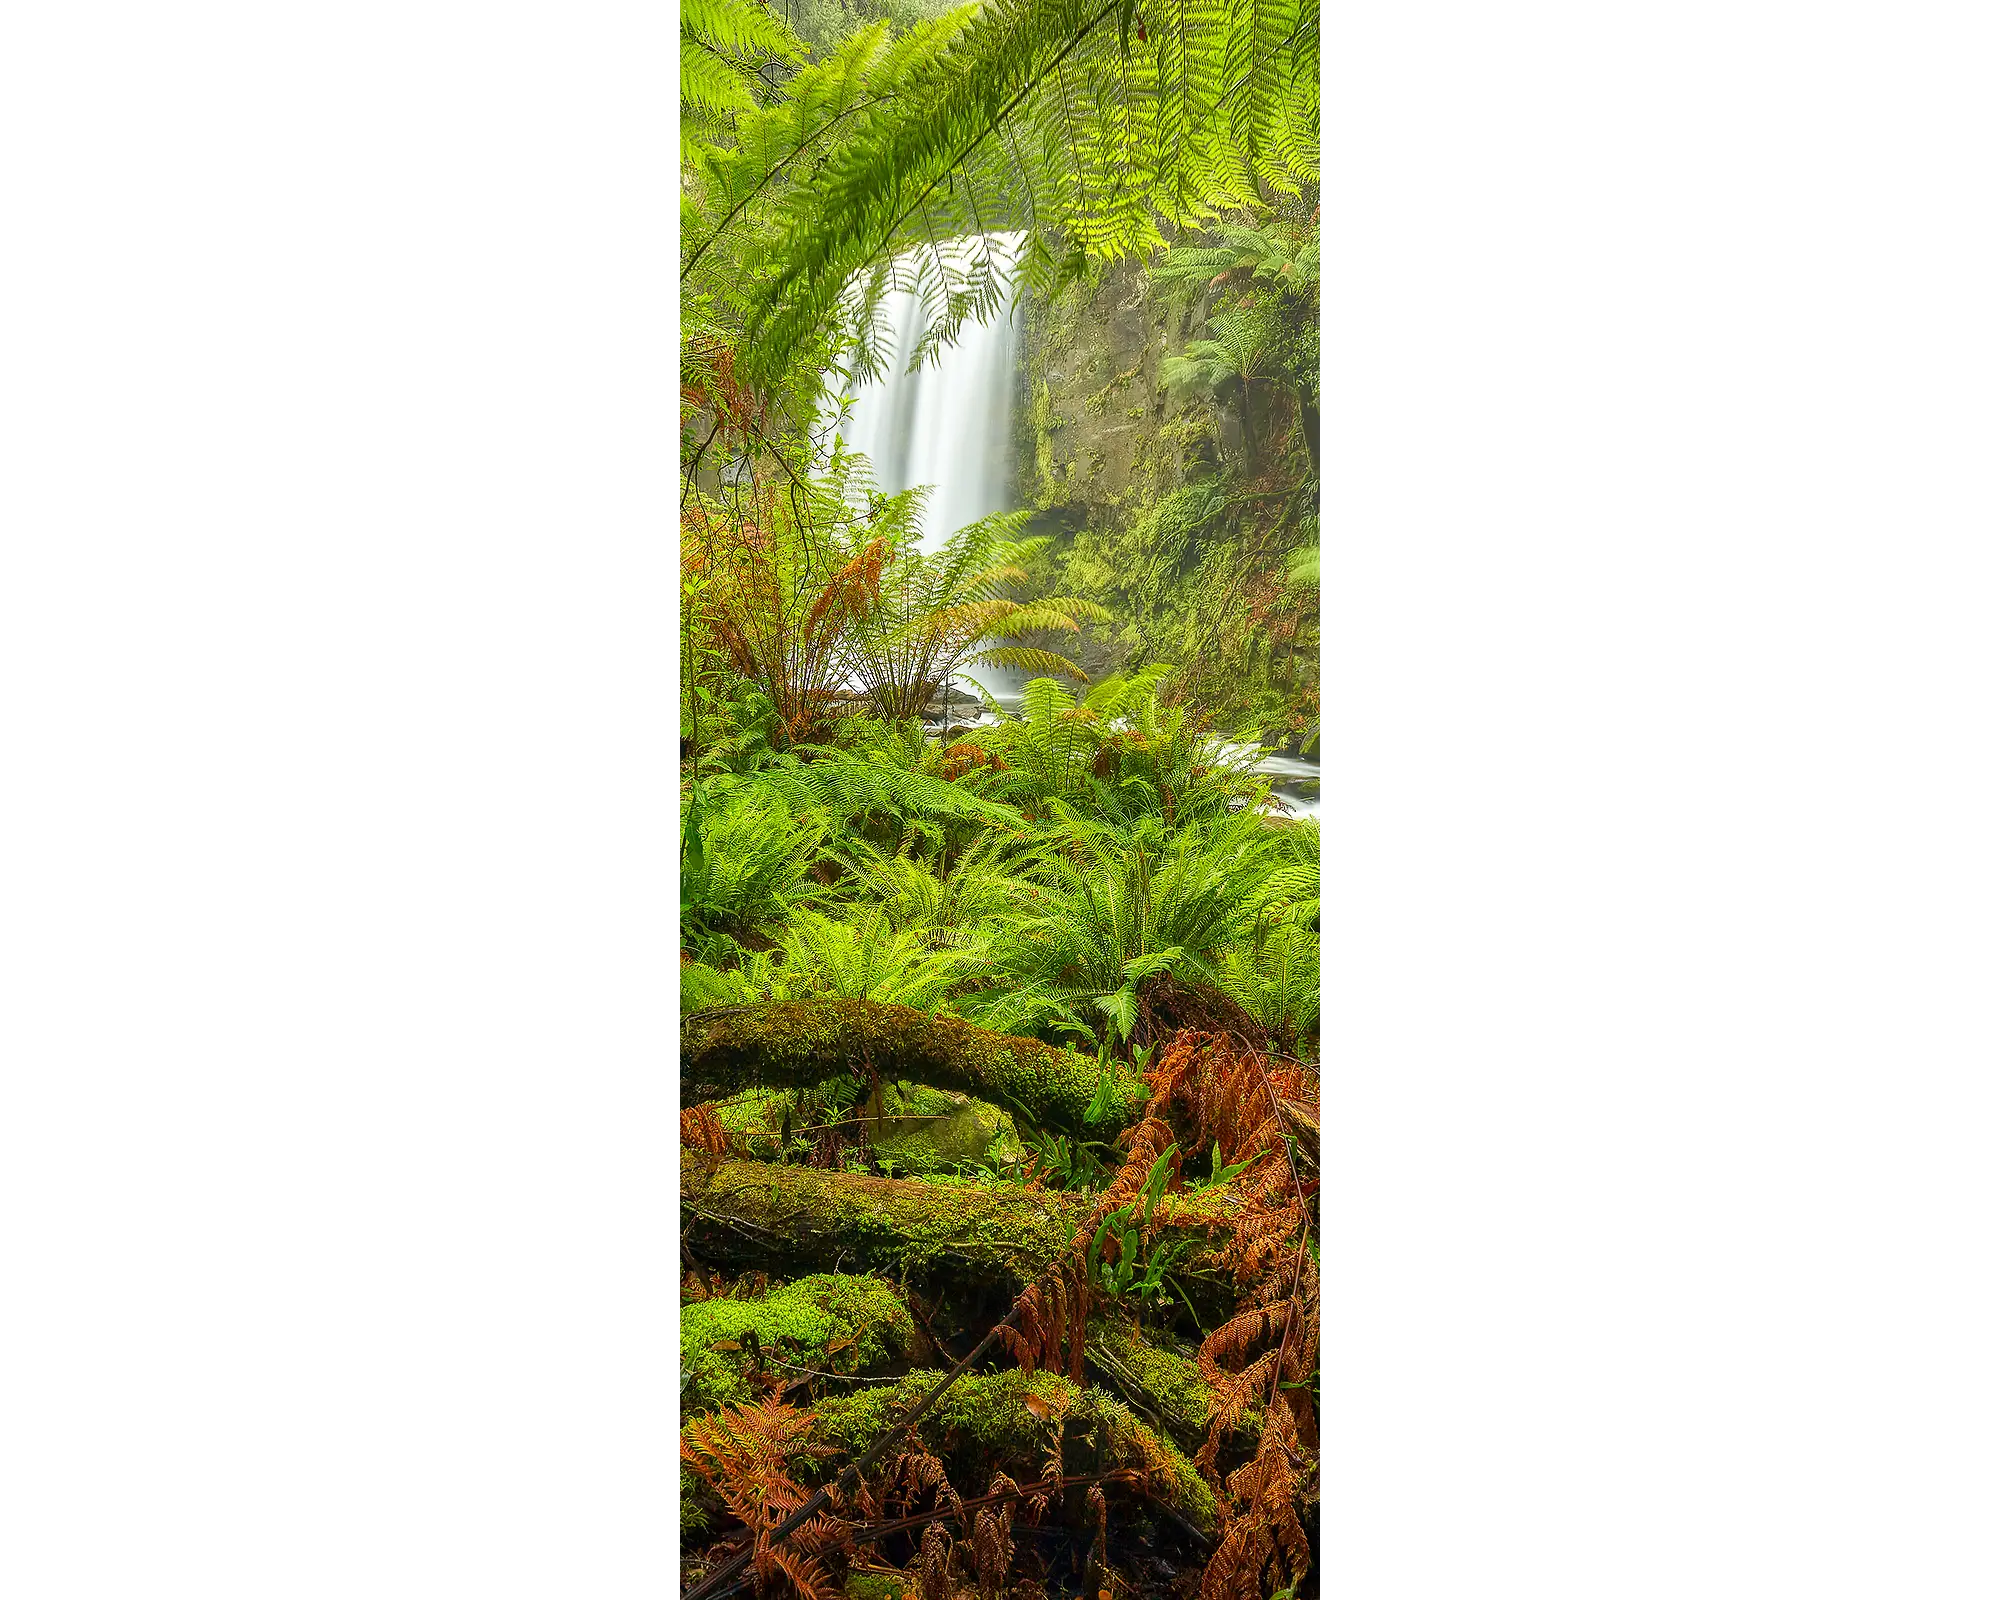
[
  {"x1": 682, "y1": 1368, "x2": 1219, "y2": 1562},
  {"x1": 681, "y1": 999, "x2": 1148, "y2": 1138},
  {"x1": 680, "y1": 1159, "x2": 1237, "y2": 1292},
  {"x1": 682, "y1": 1158, "x2": 1081, "y2": 1288},
  {"x1": 808, "y1": 1367, "x2": 1218, "y2": 1532}
]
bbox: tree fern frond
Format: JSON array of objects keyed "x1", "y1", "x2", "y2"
[
  {"x1": 682, "y1": 0, "x2": 805, "y2": 67},
  {"x1": 731, "y1": 0, "x2": 1318, "y2": 387},
  {"x1": 969, "y1": 645, "x2": 1091, "y2": 677}
]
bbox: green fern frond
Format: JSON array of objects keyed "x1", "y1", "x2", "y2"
[
  {"x1": 682, "y1": 0, "x2": 805, "y2": 66},
  {"x1": 971, "y1": 645, "x2": 1091, "y2": 677},
  {"x1": 733, "y1": 0, "x2": 1318, "y2": 386}
]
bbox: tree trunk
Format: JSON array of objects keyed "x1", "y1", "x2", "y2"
[{"x1": 681, "y1": 999, "x2": 1148, "y2": 1137}]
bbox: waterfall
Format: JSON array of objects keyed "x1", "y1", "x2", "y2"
[
  {"x1": 823, "y1": 234, "x2": 1320, "y2": 817},
  {"x1": 828, "y1": 236, "x2": 1029, "y2": 713}
]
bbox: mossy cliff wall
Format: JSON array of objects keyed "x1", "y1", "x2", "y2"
[
  {"x1": 1018, "y1": 261, "x2": 1224, "y2": 525},
  {"x1": 1010, "y1": 259, "x2": 1319, "y2": 748}
]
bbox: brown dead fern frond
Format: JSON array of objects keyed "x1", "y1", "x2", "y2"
[
  {"x1": 1200, "y1": 1417, "x2": 1313, "y2": 1600},
  {"x1": 917, "y1": 1521, "x2": 951, "y2": 1600},
  {"x1": 971, "y1": 1472, "x2": 1018, "y2": 1600},
  {"x1": 681, "y1": 1103, "x2": 732, "y2": 1156},
  {"x1": 1139, "y1": 1033, "x2": 1320, "y2": 1600},
  {"x1": 995, "y1": 1252, "x2": 1091, "y2": 1382},
  {"x1": 870, "y1": 1436, "x2": 961, "y2": 1523},
  {"x1": 1086, "y1": 1483, "x2": 1109, "y2": 1585},
  {"x1": 681, "y1": 1395, "x2": 846, "y2": 1600}
]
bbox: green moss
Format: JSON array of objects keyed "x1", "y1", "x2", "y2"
[
  {"x1": 683, "y1": 1157, "x2": 1244, "y2": 1294},
  {"x1": 680, "y1": 1274, "x2": 914, "y2": 1413},
  {"x1": 1088, "y1": 1317, "x2": 1213, "y2": 1440},
  {"x1": 807, "y1": 1369, "x2": 1217, "y2": 1532},
  {"x1": 685, "y1": 1159, "x2": 1090, "y2": 1287},
  {"x1": 1031, "y1": 378, "x2": 1064, "y2": 509},
  {"x1": 843, "y1": 1575, "x2": 905, "y2": 1600},
  {"x1": 838, "y1": 1172, "x2": 1075, "y2": 1281}
]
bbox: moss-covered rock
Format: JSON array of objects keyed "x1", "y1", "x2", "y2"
[
  {"x1": 681, "y1": 999, "x2": 1147, "y2": 1138},
  {"x1": 808, "y1": 1368, "x2": 1217, "y2": 1532},
  {"x1": 680, "y1": 1274, "x2": 915, "y2": 1413},
  {"x1": 869, "y1": 1085, "x2": 1023, "y2": 1176},
  {"x1": 841, "y1": 1574, "x2": 904, "y2": 1600}
]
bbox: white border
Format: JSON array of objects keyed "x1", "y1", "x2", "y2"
[{"x1": 5, "y1": 1, "x2": 1998, "y2": 1594}]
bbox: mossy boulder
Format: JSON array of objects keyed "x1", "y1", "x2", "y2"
[
  {"x1": 869, "y1": 1085, "x2": 1024, "y2": 1176},
  {"x1": 680, "y1": 1273, "x2": 915, "y2": 1413}
]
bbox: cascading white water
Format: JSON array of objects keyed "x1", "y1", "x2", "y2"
[{"x1": 828, "y1": 235, "x2": 1030, "y2": 712}]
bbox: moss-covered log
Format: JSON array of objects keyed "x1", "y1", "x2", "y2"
[
  {"x1": 681, "y1": 1159, "x2": 1237, "y2": 1292},
  {"x1": 810, "y1": 1367, "x2": 1217, "y2": 1532},
  {"x1": 681, "y1": 999, "x2": 1147, "y2": 1137},
  {"x1": 1083, "y1": 1316, "x2": 1260, "y2": 1452},
  {"x1": 680, "y1": 1366, "x2": 1216, "y2": 1535},
  {"x1": 683, "y1": 1159, "x2": 1081, "y2": 1288}
]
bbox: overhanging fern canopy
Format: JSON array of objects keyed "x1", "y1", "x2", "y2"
[{"x1": 688, "y1": 0, "x2": 1318, "y2": 389}]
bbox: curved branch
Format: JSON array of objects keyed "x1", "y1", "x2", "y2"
[{"x1": 681, "y1": 998, "x2": 1147, "y2": 1136}]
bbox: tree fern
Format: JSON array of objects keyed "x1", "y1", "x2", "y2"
[
  {"x1": 839, "y1": 507, "x2": 1110, "y2": 720},
  {"x1": 761, "y1": 743, "x2": 1026, "y2": 842},
  {"x1": 833, "y1": 829, "x2": 1032, "y2": 947},
  {"x1": 1150, "y1": 214, "x2": 1318, "y2": 302},
  {"x1": 770, "y1": 905, "x2": 989, "y2": 1009},
  {"x1": 1160, "y1": 305, "x2": 1276, "y2": 462}
]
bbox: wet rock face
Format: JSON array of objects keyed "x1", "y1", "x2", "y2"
[{"x1": 1017, "y1": 260, "x2": 1199, "y2": 512}]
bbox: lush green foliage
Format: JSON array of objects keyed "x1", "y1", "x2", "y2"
[
  {"x1": 680, "y1": 775, "x2": 829, "y2": 949},
  {"x1": 681, "y1": 673, "x2": 1317, "y2": 1055},
  {"x1": 678, "y1": 7, "x2": 1319, "y2": 1593},
  {"x1": 733, "y1": 0, "x2": 1320, "y2": 387},
  {"x1": 682, "y1": 0, "x2": 1319, "y2": 415}
]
